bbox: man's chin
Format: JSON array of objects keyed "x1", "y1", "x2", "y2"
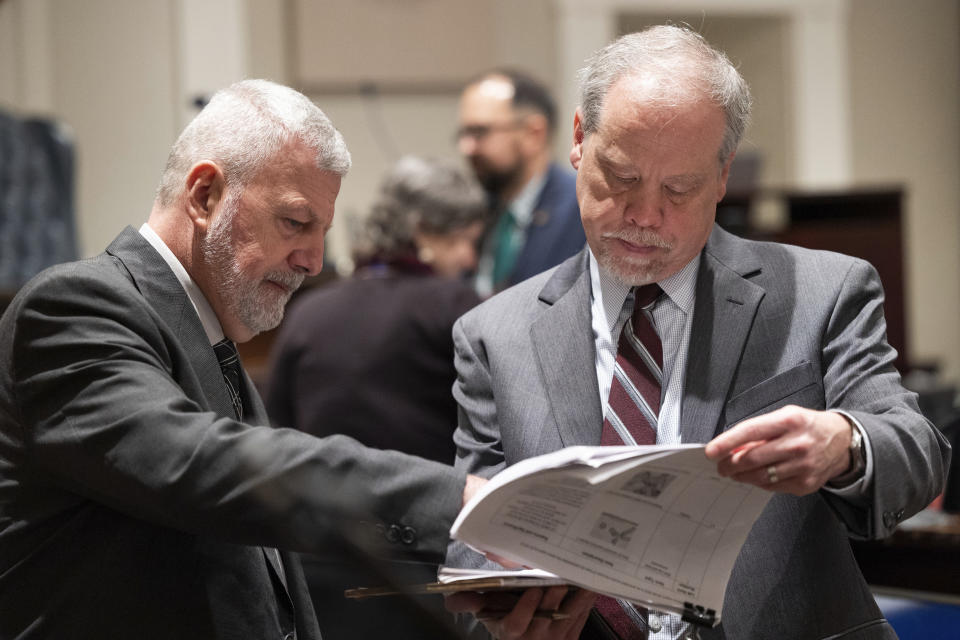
[
  {"x1": 601, "y1": 254, "x2": 664, "y2": 286},
  {"x1": 236, "y1": 302, "x2": 286, "y2": 338},
  {"x1": 261, "y1": 308, "x2": 286, "y2": 332}
]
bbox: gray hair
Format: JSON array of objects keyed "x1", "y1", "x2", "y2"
[
  {"x1": 156, "y1": 79, "x2": 351, "y2": 205},
  {"x1": 577, "y1": 24, "x2": 752, "y2": 164},
  {"x1": 352, "y1": 156, "x2": 487, "y2": 263}
]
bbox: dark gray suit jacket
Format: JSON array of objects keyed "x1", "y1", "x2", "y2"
[
  {"x1": 447, "y1": 225, "x2": 950, "y2": 639},
  {"x1": 0, "y1": 227, "x2": 464, "y2": 639}
]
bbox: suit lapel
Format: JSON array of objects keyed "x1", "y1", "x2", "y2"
[
  {"x1": 108, "y1": 227, "x2": 293, "y2": 604},
  {"x1": 682, "y1": 227, "x2": 765, "y2": 443},
  {"x1": 105, "y1": 227, "x2": 239, "y2": 421},
  {"x1": 530, "y1": 250, "x2": 604, "y2": 446},
  {"x1": 528, "y1": 163, "x2": 561, "y2": 231}
]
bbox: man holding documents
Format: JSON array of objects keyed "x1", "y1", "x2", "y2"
[
  {"x1": 0, "y1": 79, "x2": 482, "y2": 639},
  {"x1": 445, "y1": 25, "x2": 951, "y2": 640}
]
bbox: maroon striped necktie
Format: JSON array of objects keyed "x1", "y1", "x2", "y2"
[
  {"x1": 594, "y1": 284, "x2": 663, "y2": 639},
  {"x1": 601, "y1": 284, "x2": 663, "y2": 447}
]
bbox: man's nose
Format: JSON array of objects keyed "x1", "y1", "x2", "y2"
[
  {"x1": 289, "y1": 242, "x2": 324, "y2": 277},
  {"x1": 623, "y1": 188, "x2": 664, "y2": 228}
]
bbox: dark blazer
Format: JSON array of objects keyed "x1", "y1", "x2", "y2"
[
  {"x1": 447, "y1": 225, "x2": 950, "y2": 639},
  {"x1": 266, "y1": 267, "x2": 480, "y2": 464},
  {"x1": 503, "y1": 163, "x2": 585, "y2": 288},
  {"x1": 266, "y1": 267, "x2": 480, "y2": 639},
  {"x1": 0, "y1": 227, "x2": 464, "y2": 639}
]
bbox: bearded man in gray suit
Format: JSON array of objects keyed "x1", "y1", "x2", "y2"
[
  {"x1": 0, "y1": 80, "x2": 484, "y2": 639},
  {"x1": 444, "y1": 25, "x2": 950, "y2": 640}
]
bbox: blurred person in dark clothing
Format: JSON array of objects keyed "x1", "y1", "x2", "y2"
[
  {"x1": 265, "y1": 155, "x2": 486, "y2": 639},
  {"x1": 266, "y1": 155, "x2": 484, "y2": 462}
]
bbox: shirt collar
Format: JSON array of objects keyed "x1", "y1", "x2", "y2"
[
  {"x1": 589, "y1": 247, "x2": 700, "y2": 333},
  {"x1": 506, "y1": 169, "x2": 549, "y2": 227},
  {"x1": 139, "y1": 222, "x2": 225, "y2": 345}
]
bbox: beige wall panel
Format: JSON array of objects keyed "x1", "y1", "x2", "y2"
[
  {"x1": 849, "y1": 0, "x2": 960, "y2": 382},
  {"x1": 47, "y1": 0, "x2": 180, "y2": 257},
  {"x1": 306, "y1": 92, "x2": 462, "y2": 270},
  {"x1": 0, "y1": 1, "x2": 20, "y2": 107},
  {"x1": 246, "y1": 0, "x2": 290, "y2": 84},
  {"x1": 0, "y1": 0, "x2": 54, "y2": 113},
  {"x1": 292, "y1": 0, "x2": 496, "y2": 86}
]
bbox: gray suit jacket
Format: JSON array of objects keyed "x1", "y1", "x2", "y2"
[
  {"x1": 0, "y1": 227, "x2": 464, "y2": 639},
  {"x1": 447, "y1": 225, "x2": 950, "y2": 639}
]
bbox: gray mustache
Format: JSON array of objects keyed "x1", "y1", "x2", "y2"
[
  {"x1": 602, "y1": 230, "x2": 672, "y2": 250},
  {"x1": 265, "y1": 271, "x2": 305, "y2": 293}
]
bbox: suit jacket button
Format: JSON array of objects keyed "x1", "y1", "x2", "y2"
[
  {"x1": 386, "y1": 524, "x2": 401, "y2": 543},
  {"x1": 896, "y1": 509, "x2": 905, "y2": 521},
  {"x1": 282, "y1": 632, "x2": 295, "y2": 640},
  {"x1": 401, "y1": 526, "x2": 417, "y2": 545},
  {"x1": 882, "y1": 511, "x2": 896, "y2": 529}
]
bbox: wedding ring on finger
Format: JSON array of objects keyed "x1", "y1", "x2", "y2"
[{"x1": 766, "y1": 465, "x2": 779, "y2": 484}]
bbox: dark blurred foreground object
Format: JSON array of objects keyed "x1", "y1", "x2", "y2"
[
  {"x1": 301, "y1": 519, "x2": 464, "y2": 640},
  {"x1": 941, "y1": 414, "x2": 960, "y2": 513},
  {"x1": 302, "y1": 554, "x2": 461, "y2": 640}
]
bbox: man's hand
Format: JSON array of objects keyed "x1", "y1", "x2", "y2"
[
  {"x1": 461, "y1": 475, "x2": 525, "y2": 569},
  {"x1": 704, "y1": 405, "x2": 855, "y2": 495},
  {"x1": 463, "y1": 474, "x2": 487, "y2": 508},
  {"x1": 444, "y1": 586, "x2": 596, "y2": 640}
]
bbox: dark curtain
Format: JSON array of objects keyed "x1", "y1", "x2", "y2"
[{"x1": 0, "y1": 109, "x2": 77, "y2": 292}]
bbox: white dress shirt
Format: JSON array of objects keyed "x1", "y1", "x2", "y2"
[{"x1": 139, "y1": 223, "x2": 225, "y2": 345}]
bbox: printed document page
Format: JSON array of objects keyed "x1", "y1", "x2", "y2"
[{"x1": 451, "y1": 445, "x2": 771, "y2": 621}]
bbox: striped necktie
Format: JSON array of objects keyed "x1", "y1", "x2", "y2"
[
  {"x1": 601, "y1": 284, "x2": 663, "y2": 447},
  {"x1": 595, "y1": 283, "x2": 663, "y2": 640},
  {"x1": 213, "y1": 338, "x2": 244, "y2": 420},
  {"x1": 212, "y1": 338, "x2": 289, "y2": 594}
]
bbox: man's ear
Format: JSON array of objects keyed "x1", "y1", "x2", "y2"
[
  {"x1": 185, "y1": 161, "x2": 226, "y2": 232},
  {"x1": 569, "y1": 110, "x2": 586, "y2": 170}
]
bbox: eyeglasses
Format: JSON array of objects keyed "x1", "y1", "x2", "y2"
[{"x1": 454, "y1": 121, "x2": 523, "y2": 142}]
